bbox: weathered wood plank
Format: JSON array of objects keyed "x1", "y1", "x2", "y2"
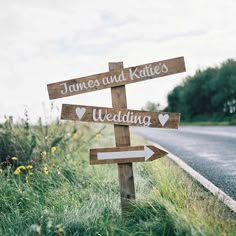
[
  {"x1": 110, "y1": 62, "x2": 135, "y2": 212},
  {"x1": 61, "y1": 104, "x2": 180, "y2": 129},
  {"x1": 90, "y1": 145, "x2": 168, "y2": 165},
  {"x1": 47, "y1": 57, "x2": 185, "y2": 99}
]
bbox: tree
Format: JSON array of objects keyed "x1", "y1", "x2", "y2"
[
  {"x1": 165, "y1": 59, "x2": 236, "y2": 122},
  {"x1": 141, "y1": 101, "x2": 161, "y2": 112}
]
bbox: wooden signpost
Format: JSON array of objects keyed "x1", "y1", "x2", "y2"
[
  {"x1": 61, "y1": 104, "x2": 180, "y2": 129},
  {"x1": 47, "y1": 56, "x2": 186, "y2": 213}
]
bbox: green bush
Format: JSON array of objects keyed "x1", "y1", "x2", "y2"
[{"x1": 165, "y1": 59, "x2": 236, "y2": 122}]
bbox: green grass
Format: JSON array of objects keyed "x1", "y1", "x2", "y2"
[
  {"x1": 180, "y1": 121, "x2": 234, "y2": 126},
  {"x1": 180, "y1": 119, "x2": 236, "y2": 126},
  {"x1": 0, "y1": 116, "x2": 236, "y2": 235}
]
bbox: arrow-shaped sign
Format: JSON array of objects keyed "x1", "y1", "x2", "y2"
[
  {"x1": 98, "y1": 146, "x2": 155, "y2": 161},
  {"x1": 90, "y1": 145, "x2": 168, "y2": 165}
]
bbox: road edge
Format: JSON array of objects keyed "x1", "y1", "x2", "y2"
[{"x1": 153, "y1": 142, "x2": 236, "y2": 213}]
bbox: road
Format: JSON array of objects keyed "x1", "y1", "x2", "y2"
[{"x1": 132, "y1": 126, "x2": 236, "y2": 200}]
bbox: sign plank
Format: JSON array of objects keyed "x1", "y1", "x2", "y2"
[
  {"x1": 47, "y1": 57, "x2": 185, "y2": 99},
  {"x1": 110, "y1": 62, "x2": 135, "y2": 212},
  {"x1": 61, "y1": 104, "x2": 180, "y2": 129},
  {"x1": 90, "y1": 145, "x2": 168, "y2": 165}
]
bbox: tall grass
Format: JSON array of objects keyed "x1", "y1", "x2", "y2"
[{"x1": 0, "y1": 115, "x2": 235, "y2": 235}]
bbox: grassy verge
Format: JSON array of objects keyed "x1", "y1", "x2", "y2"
[
  {"x1": 180, "y1": 121, "x2": 236, "y2": 126},
  {"x1": 0, "y1": 117, "x2": 236, "y2": 235}
]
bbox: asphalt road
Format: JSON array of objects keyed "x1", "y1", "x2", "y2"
[{"x1": 132, "y1": 126, "x2": 236, "y2": 200}]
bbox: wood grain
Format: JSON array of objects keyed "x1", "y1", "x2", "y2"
[
  {"x1": 47, "y1": 57, "x2": 186, "y2": 99},
  {"x1": 61, "y1": 104, "x2": 180, "y2": 129},
  {"x1": 110, "y1": 62, "x2": 135, "y2": 212},
  {"x1": 90, "y1": 145, "x2": 168, "y2": 165}
]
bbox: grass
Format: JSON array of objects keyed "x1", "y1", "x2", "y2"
[
  {"x1": 180, "y1": 119, "x2": 236, "y2": 126},
  {"x1": 0, "y1": 116, "x2": 236, "y2": 235},
  {"x1": 180, "y1": 121, "x2": 233, "y2": 126}
]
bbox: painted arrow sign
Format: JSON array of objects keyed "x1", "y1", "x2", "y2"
[
  {"x1": 61, "y1": 104, "x2": 180, "y2": 129},
  {"x1": 47, "y1": 56, "x2": 185, "y2": 99},
  {"x1": 90, "y1": 145, "x2": 168, "y2": 165}
]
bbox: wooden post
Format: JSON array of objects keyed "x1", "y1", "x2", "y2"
[{"x1": 109, "y1": 62, "x2": 136, "y2": 213}]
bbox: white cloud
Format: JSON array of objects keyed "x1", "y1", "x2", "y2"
[{"x1": 0, "y1": 0, "x2": 236, "y2": 122}]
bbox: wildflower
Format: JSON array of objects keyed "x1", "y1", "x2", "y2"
[
  {"x1": 72, "y1": 133, "x2": 78, "y2": 140},
  {"x1": 51, "y1": 146, "x2": 57, "y2": 153},
  {"x1": 55, "y1": 224, "x2": 64, "y2": 235},
  {"x1": 18, "y1": 165, "x2": 26, "y2": 170},
  {"x1": 17, "y1": 188, "x2": 22, "y2": 193},
  {"x1": 14, "y1": 168, "x2": 21, "y2": 175},
  {"x1": 0, "y1": 169, "x2": 3, "y2": 175},
  {"x1": 96, "y1": 133, "x2": 102, "y2": 139},
  {"x1": 29, "y1": 171, "x2": 33, "y2": 175},
  {"x1": 14, "y1": 165, "x2": 27, "y2": 175},
  {"x1": 26, "y1": 165, "x2": 33, "y2": 170},
  {"x1": 43, "y1": 166, "x2": 49, "y2": 175},
  {"x1": 25, "y1": 176, "x2": 29, "y2": 183},
  {"x1": 11, "y1": 157, "x2": 17, "y2": 160},
  {"x1": 41, "y1": 151, "x2": 47, "y2": 160}
]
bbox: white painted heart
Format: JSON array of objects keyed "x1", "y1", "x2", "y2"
[
  {"x1": 75, "y1": 107, "x2": 86, "y2": 120},
  {"x1": 158, "y1": 114, "x2": 169, "y2": 126}
]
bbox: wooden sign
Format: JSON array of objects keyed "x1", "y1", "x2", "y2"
[
  {"x1": 47, "y1": 57, "x2": 185, "y2": 99},
  {"x1": 90, "y1": 145, "x2": 168, "y2": 165},
  {"x1": 46, "y1": 58, "x2": 186, "y2": 214},
  {"x1": 61, "y1": 104, "x2": 180, "y2": 129}
]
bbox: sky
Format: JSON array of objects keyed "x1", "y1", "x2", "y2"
[{"x1": 1, "y1": 0, "x2": 236, "y2": 122}]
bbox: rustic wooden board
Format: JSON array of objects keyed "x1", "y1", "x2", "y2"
[
  {"x1": 110, "y1": 62, "x2": 135, "y2": 211},
  {"x1": 90, "y1": 145, "x2": 168, "y2": 165},
  {"x1": 47, "y1": 57, "x2": 185, "y2": 99},
  {"x1": 61, "y1": 104, "x2": 180, "y2": 129}
]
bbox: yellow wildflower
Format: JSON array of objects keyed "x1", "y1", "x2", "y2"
[
  {"x1": 96, "y1": 133, "x2": 102, "y2": 139},
  {"x1": 51, "y1": 146, "x2": 57, "y2": 153},
  {"x1": 43, "y1": 166, "x2": 49, "y2": 175},
  {"x1": 11, "y1": 157, "x2": 17, "y2": 160},
  {"x1": 72, "y1": 133, "x2": 78, "y2": 140},
  {"x1": 14, "y1": 165, "x2": 26, "y2": 175},
  {"x1": 29, "y1": 171, "x2": 33, "y2": 175},
  {"x1": 0, "y1": 169, "x2": 3, "y2": 175},
  {"x1": 25, "y1": 176, "x2": 29, "y2": 183},
  {"x1": 18, "y1": 165, "x2": 26, "y2": 170},
  {"x1": 14, "y1": 168, "x2": 21, "y2": 175},
  {"x1": 26, "y1": 165, "x2": 33, "y2": 170},
  {"x1": 41, "y1": 151, "x2": 47, "y2": 160}
]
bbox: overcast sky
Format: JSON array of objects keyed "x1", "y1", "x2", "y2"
[{"x1": 1, "y1": 0, "x2": 236, "y2": 122}]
